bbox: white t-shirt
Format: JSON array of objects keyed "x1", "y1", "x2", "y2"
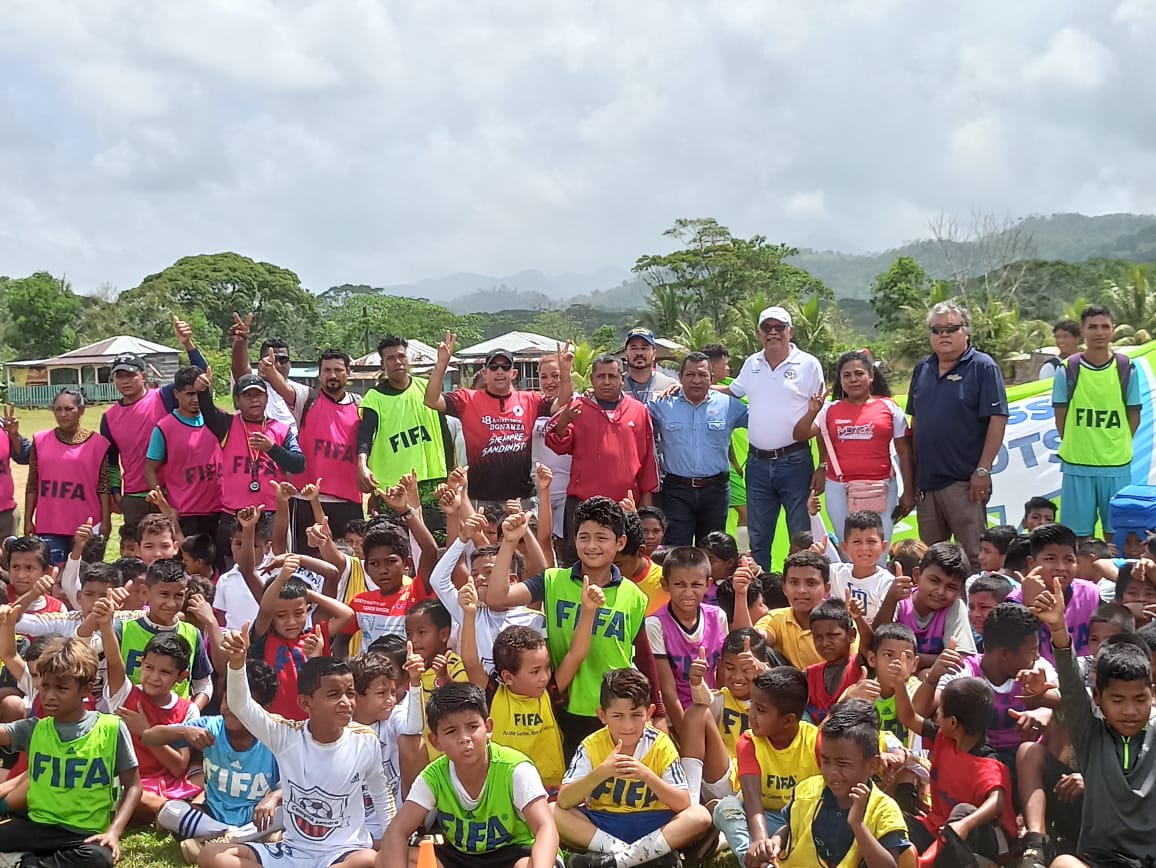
[
  {"x1": 829, "y1": 563, "x2": 894, "y2": 624},
  {"x1": 407, "y1": 755, "x2": 547, "y2": 815},
  {"x1": 227, "y1": 664, "x2": 395, "y2": 855},
  {"x1": 729, "y1": 346, "x2": 824, "y2": 451},
  {"x1": 213, "y1": 553, "x2": 275, "y2": 631}
]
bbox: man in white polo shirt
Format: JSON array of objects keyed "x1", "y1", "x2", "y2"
[{"x1": 723, "y1": 306, "x2": 824, "y2": 571}]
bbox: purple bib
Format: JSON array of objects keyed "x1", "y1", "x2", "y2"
[
  {"x1": 654, "y1": 604, "x2": 727, "y2": 708},
  {"x1": 962, "y1": 655, "x2": 1036, "y2": 751},
  {"x1": 895, "y1": 595, "x2": 950, "y2": 655},
  {"x1": 1038, "y1": 579, "x2": 1100, "y2": 663}
]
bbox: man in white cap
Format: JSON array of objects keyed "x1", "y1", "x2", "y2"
[{"x1": 721, "y1": 306, "x2": 824, "y2": 571}]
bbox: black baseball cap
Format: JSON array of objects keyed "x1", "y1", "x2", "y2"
[
  {"x1": 111, "y1": 354, "x2": 145, "y2": 374},
  {"x1": 234, "y1": 373, "x2": 266, "y2": 396},
  {"x1": 485, "y1": 349, "x2": 514, "y2": 365}
]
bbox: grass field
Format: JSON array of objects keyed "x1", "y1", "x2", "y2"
[{"x1": 7, "y1": 406, "x2": 744, "y2": 867}]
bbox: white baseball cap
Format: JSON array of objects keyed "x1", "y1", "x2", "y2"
[{"x1": 758, "y1": 306, "x2": 793, "y2": 327}]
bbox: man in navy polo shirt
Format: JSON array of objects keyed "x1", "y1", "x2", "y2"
[{"x1": 906, "y1": 301, "x2": 1008, "y2": 568}]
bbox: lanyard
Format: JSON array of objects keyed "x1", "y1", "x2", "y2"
[{"x1": 241, "y1": 418, "x2": 268, "y2": 491}]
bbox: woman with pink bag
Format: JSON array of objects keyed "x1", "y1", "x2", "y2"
[{"x1": 792, "y1": 350, "x2": 915, "y2": 550}]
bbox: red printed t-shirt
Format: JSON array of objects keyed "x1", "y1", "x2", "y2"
[
  {"x1": 256, "y1": 621, "x2": 331, "y2": 721},
  {"x1": 815, "y1": 397, "x2": 907, "y2": 482},
  {"x1": 7, "y1": 587, "x2": 64, "y2": 615},
  {"x1": 343, "y1": 577, "x2": 430, "y2": 645},
  {"x1": 444, "y1": 389, "x2": 553, "y2": 501}
]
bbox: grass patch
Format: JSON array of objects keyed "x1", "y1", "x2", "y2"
[{"x1": 118, "y1": 828, "x2": 185, "y2": 868}]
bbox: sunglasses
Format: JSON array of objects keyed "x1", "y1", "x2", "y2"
[
  {"x1": 487, "y1": 363, "x2": 513, "y2": 371},
  {"x1": 273, "y1": 355, "x2": 291, "y2": 364},
  {"x1": 759, "y1": 323, "x2": 789, "y2": 334},
  {"x1": 929, "y1": 324, "x2": 964, "y2": 336}
]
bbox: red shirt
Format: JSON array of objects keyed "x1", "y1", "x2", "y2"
[
  {"x1": 343, "y1": 578, "x2": 430, "y2": 644},
  {"x1": 544, "y1": 395, "x2": 659, "y2": 501},
  {"x1": 8, "y1": 586, "x2": 64, "y2": 614},
  {"x1": 922, "y1": 721, "x2": 1017, "y2": 840},
  {"x1": 444, "y1": 389, "x2": 553, "y2": 501},
  {"x1": 818, "y1": 397, "x2": 906, "y2": 482},
  {"x1": 259, "y1": 621, "x2": 331, "y2": 721},
  {"x1": 804, "y1": 658, "x2": 862, "y2": 723}
]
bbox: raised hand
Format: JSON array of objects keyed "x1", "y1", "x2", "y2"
[
  {"x1": 928, "y1": 637, "x2": 963, "y2": 682},
  {"x1": 460, "y1": 513, "x2": 489, "y2": 544},
  {"x1": 299, "y1": 480, "x2": 322, "y2": 501},
  {"x1": 230, "y1": 312, "x2": 253, "y2": 344},
  {"x1": 736, "y1": 634, "x2": 767, "y2": 678},
  {"x1": 302, "y1": 626, "x2": 325, "y2": 659},
  {"x1": 382, "y1": 484, "x2": 409, "y2": 515},
  {"x1": 505, "y1": 499, "x2": 523, "y2": 516},
  {"x1": 1016, "y1": 666, "x2": 1058, "y2": 699},
  {"x1": 552, "y1": 398, "x2": 583, "y2": 432},
  {"x1": 146, "y1": 487, "x2": 171, "y2": 512},
  {"x1": 221, "y1": 623, "x2": 251, "y2": 667},
  {"x1": 248, "y1": 430, "x2": 275, "y2": 453},
  {"x1": 437, "y1": 330, "x2": 458, "y2": 366},
  {"x1": 257, "y1": 348, "x2": 277, "y2": 381},
  {"x1": 436, "y1": 483, "x2": 460, "y2": 515},
  {"x1": 74, "y1": 516, "x2": 94, "y2": 549},
  {"x1": 305, "y1": 518, "x2": 333, "y2": 550},
  {"x1": 172, "y1": 315, "x2": 194, "y2": 349},
  {"x1": 807, "y1": 386, "x2": 829, "y2": 416},
  {"x1": 843, "y1": 588, "x2": 866, "y2": 621},
  {"x1": 884, "y1": 569, "x2": 913, "y2": 603},
  {"x1": 448, "y1": 465, "x2": 469, "y2": 493},
  {"x1": 270, "y1": 480, "x2": 298, "y2": 504},
  {"x1": 1, "y1": 404, "x2": 17, "y2": 438},
  {"x1": 1026, "y1": 575, "x2": 1067, "y2": 633},
  {"x1": 502, "y1": 512, "x2": 530, "y2": 542},
  {"x1": 278, "y1": 554, "x2": 301, "y2": 580},
  {"x1": 619, "y1": 489, "x2": 637, "y2": 514},
  {"x1": 403, "y1": 641, "x2": 426, "y2": 687},
  {"x1": 845, "y1": 668, "x2": 881, "y2": 702},
  {"x1": 185, "y1": 594, "x2": 217, "y2": 631},
  {"x1": 581, "y1": 575, "x2": 605, "y2": 612},
  {"x1": 534, "y1": 462, "x2": 553, "y2": 491},
  {"x1": 458, "y1": 578, "x2": 479, "y2": 614},
  {"x1": 557, "y1": 340, "x2": 575, "y2": 372},
  {"x1": 847, "y1": 781, "x2": 870, "y2": 828},
  {"x1": 236, "y1": 506, "x2": 259, "y2": 530},
  {"x1": 689, "y1": 648, "x2": 708, "y2": 687},
  {"x1": 1017, "y1": 566, "x2": 1048, "y2": 607},
  {"x1": 194, "y1": 366, "x2": 213, "y2": 393}
]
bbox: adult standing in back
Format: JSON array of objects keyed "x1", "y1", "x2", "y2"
[
  {"x1": 723, "y1": 306, "x2": 824, "y2": 572},
  {"x1": 263, "y1": 349, "x2": 363, "y2": 551},
  {"x1": 357, "y1": 335, "x2": 454, "y2": 530},
  {"x1": 907, "y1": 301, "x2": 1008, "y2": 568},
  {"x1": 425, "y1": 332, "x2": 573, "y2": 509},
  {"x1": 1053, "y1": 304, "x2": 1141, "y2": 543},
  {"x1": 26, "y1": 387, "x2": 112, "y2": 564},
  {"x1": 101, "y1": 316, "x2": 208, "y2": 532},
  {"x1": 0, "y1": 404, "x2": 31, "y2": 539},
  {"x1": 622, "y1": 326, "x2": 678, "y2": 404}
]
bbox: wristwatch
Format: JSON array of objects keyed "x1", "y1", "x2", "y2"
[{"x1": 974, "y1": 467, "x2": 991, "y2": 478}]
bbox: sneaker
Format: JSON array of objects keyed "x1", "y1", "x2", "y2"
[
  {"x1": 682, "y1": 829, "x2": 722, "y2": 867},
  {"x1": 0, "y1": 855, "x2": 28, "y2": 868},
  {"x1": 1018, "y1": 832, "x2": 1051, "y2": 868}
]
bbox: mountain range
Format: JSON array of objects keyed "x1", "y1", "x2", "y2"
[{"x1": 352, "y1": 212, "x2": 1156, "y2": 313}]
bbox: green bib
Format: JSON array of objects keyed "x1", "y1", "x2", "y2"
[
  {"x1": 1058, "y1": 360, "x2": 1133, "y2": 467},
  {"x1": 543, "y1": 568, "x2": 647, "y2": 717},
  {"x1": 120, "y1": 619, "x2": 200, "y2": 698},
  {"x1": 28, "y1": 714, "x2": 120, "y2": 833},
  {"x1": 361, "y1": 379, "x2": 448, "y2": 487},
  {"x1": 421, "y1": 743, "x2": 536, "y2": 853}
]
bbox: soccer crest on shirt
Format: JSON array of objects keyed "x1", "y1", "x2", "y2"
[{"x1": 287, "y1": 783, "x2": 349, "y2": 841}]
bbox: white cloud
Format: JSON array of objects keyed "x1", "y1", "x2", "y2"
[
  {"x1": 1023, "y1": 28, "x2": 1117, "y2": 91},
  {"x1": 0, "y1": 3, "x2": 1148, "y2": 295}
]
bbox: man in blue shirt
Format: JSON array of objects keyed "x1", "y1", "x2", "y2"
[
  {"x1": 906, "y1": 301, "x2": 1008, "y2": 568},
  {"x1": 649, "y1": 352, "x2": 748, "y2": 546}
]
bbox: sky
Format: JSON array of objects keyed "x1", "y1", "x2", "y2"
[{"x1": 3, "y1": 0, "x2": 1156, "y2": 294}]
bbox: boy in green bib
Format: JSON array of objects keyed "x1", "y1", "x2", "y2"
[
  {"x1": 0, "y1": 636, "x2": 140, "y2": 868},
  {"x1": 486, "y1": 497, "x2": 667, "y2": 756},
  {"x1": 379, "y1": 683, "x2": 559, "y2": 868}
]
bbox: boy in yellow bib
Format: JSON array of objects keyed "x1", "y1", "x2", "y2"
[
  {"x1": 555, "y1": 669, "x2": 712, "y2": 868},
  {"x1": 764, "y1": 699, "x2": 914, "y2": 868}
]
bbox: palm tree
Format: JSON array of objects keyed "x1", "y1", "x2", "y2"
[
  {"x1": 642, "y1": 285, "x2": 683, "y2": 338},
  {"x1": 1103, "y1": 267, "x2": 1156, "y2": 340},
  {"x1": 675, "y1": 318, "x2": 721, "y2": 355}
]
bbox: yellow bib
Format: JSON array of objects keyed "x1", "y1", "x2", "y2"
[
  {"x1": 718, "y1": 688, "x2": 751, "y2": 760},
  {"x1": 581, "y1": 726, "x2": 683, "y2": 814},
  {"x1": 489, "y1": 684, "x2": 565, "y2": 789},
  {"x1": 749, "y1": 722, "x2": 819, "y2": 812},
  {"x1": 780, "y1": 776, "x2": 908, "y2": 868}
]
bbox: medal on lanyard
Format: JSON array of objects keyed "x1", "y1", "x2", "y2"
[{"x1": 246, "y1": 419, "x2": 266, "y2": 492}]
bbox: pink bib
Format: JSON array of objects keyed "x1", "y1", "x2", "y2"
[
  {"x1": 32, "y1": 431, "x2": 109, "y2": 535},
  {"x1": 221, "y1": 415, "x2": 293, "y2": 512},
  {"x1": 0, "y1": 434, "x2": 13, "y2": 513},
  {"x1": 297, "y1": 394, "x2": 361, "y2": 503},
  {"x1": 156, "y1": 415, "x2": 223, "y2": 516},
  {"x1": 104, "y1": 390, "x2": 167, "y2": 495}
]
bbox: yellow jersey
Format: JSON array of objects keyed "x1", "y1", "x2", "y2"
[
  {"x1": 488, "y1": 684, "x2": 565, "y2": 790},
  {"x1": 780, "y1": 775, "x2": 909, "y2": 868},
  {"x1": 572, "y1": 725, "x2": 684, "y2": 814},
  {"x1": 747, "y1": 722, "x2": 820, "y2": 812}
]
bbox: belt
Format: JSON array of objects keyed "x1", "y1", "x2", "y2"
[
  {"x1": 749, "y1": 441, "x2": 809, "y2": 461},
  {"x1": 664, "y1": 472, "x2": 729, "y2": 488}
]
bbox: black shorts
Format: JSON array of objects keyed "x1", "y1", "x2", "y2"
[{"x1": 435, "y1": 843, "x2": 534, "y2": 868}]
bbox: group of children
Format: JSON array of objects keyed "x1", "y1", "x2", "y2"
[{"x1": 0, "y1": 476, "x2": 1155, "y2": 868}]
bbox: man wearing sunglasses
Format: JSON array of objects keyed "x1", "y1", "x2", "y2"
[
  {"x1": 906, "y1": 301, "x2": 1008, "y2": 568},
  {"x1": 229, "y1": 312, "x2": 310, "y2": 434},
  {"x1": 426, "y1": 332, "x2": 574, "y2": 509}
]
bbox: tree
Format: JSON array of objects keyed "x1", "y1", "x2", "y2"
[
  {"x1": 869, "y1": 257, "x2": 933, "y2": 332},
  {"x1": 2, "y1": 272, "x2": 81, "y2": 359},
  {"x1": 116, "y1": 253, "x2": 319, "y2": 353},
  {"x1": 1102, "y1": 266, "x2": 1156, "y2": 342},
  {"x1": 589, "y1": 324, "x2": 618, "y2": 351},
  {"x1": 314, "y1": 293, "x2": 482, "y2": 355},
  {"x1": 526, "y1": 310, "x2": 585, "y2": 343}
]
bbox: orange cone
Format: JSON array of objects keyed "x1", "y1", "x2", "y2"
[{"x1": 417, "y1": 838, "x2": 437, "y2": 868}]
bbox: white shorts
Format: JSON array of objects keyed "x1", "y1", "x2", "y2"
[{"x1": 243, "y1": 841, "x2": 371, "y2": 868}]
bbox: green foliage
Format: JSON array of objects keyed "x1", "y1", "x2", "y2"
[
  {"x1": 1104, "y1": 267, "x2": 1156, "y2": 344},
  {"x1": 869, "y1": 257, "x2": 933, "y2": 332},
  {"x1": 2, "y1": 272, "x2": 81, "y2": 359},
  {"x1": 314, "y1": 293, "x2": 482, "y2": 356},
  {"x1": 589, "y1": 324, "x2": 618, "y2": 350},
  {"x1": 116, "y1": 253, "x2": 319, "y2": 353}
]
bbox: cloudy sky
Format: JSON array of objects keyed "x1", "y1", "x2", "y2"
[{"x1": 2, "y1": 0, "x2": 1155, "y2": 293}]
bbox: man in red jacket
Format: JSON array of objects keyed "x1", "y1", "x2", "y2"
[{"x1": 546, "y1": 353, "x2": 659, "y2": 555}]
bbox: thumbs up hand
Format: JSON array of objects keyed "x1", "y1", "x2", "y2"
[
  {"x1": 736, "y1": 633, "x2": 767, "y2": 678},
  {"x1": 689, "y1": 648, "x2": 709, "y2": 687},
  {"x1": 404, "y1": 640, "x2": 426, "y2": 688},
  {"x1": 302, "y1": 625, "x2": 325, "y2": 659},
  {"x1": 581, "y1": 575, "x2": 605, "y2": 612},
  {"x1": 928, "y1": 637, "x2": 964, "y2": 682},
  {"x1": 843, "y1": 587, "x2": 866, "y2": 621}
]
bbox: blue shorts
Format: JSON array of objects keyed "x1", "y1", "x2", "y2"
[
  {"x1": 1061, "y1": 470, "x2": 1132, "y2": 535},
  {"x1": 579, "y1": 808, "x2": 674, "y2": 843}
]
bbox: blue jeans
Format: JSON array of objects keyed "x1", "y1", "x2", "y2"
[
  {"x1": 746, "y1": 450, "x2": 813, "y2": 571},
  {"x1": 660, "y1": 480, "x2": 730, "y2": 547},
  {"x1": 712, "y1": 795, "x2": 787, "y2": 862},
  {"x1": 38, "y1": 533, "x2": 72, "y2": 567}
]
